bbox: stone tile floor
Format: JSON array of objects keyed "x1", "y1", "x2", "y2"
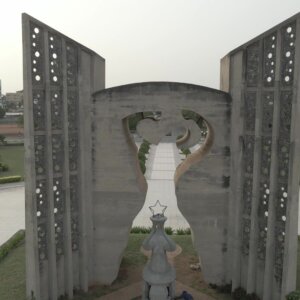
[{"x1": 133, "y1": 143, "x2": 190, "y2": 229}]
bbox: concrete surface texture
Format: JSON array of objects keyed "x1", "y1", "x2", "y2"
[
  {"x1": 93, "y1": 82, "x2": 231, "y2": 286},
  {"x1": 221, "y1": 13, "x2": 300, "y2": 300},
  {"x1": 22, "y1": 13, "x2": 105, "y2": 300}
]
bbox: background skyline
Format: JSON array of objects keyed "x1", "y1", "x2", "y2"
[{"x1": 1, "y1": 0, "x2": 300, "y2": 93}]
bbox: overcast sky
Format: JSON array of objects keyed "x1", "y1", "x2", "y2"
[{"x1": 0, "y1": 0, "x2": 300, "y2": 94}]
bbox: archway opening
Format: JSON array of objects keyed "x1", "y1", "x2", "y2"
[{"x1": 120, "y1": 110, "x2": 217, "y2": 295}]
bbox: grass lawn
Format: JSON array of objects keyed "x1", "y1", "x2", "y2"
[
  {"x1": 0, "y1": 240, "x2": 25, "y2": 300},
  {"x1": 1, "y1": 233, "x2": 299, "y2": 300},
  {"x1": 0, "y1": 145, "x2": 24, "y2": 179},
  {"x1": 297, "y1": 237, "x2": 300, "y2": 289},
  {"x1": 0, "y1": 233, "x2": 234, "y2": 300}
]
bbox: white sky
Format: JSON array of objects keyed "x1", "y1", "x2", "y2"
[{"x1": 0, "y1": 0, "x2": 300, "y2": 94}]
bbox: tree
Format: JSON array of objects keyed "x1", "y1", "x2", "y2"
[
  {"x1": 0, "y1": 107, "x2": 6, "y2": 118},
  {"x1": 0, "y1": 135, "x2": 6, "y2": 145},
  {"x1": 17, "y1": 115, "x2": 24, "y2": 128}
]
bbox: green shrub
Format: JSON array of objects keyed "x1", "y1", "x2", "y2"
[
  {"x1": 131, "y1": 226, "x2": 192, "y2": 236},
  {"x1": 4, "y1": 142, "x2": 24, "y2": 146},
  {"x1": 245, "y1": 293, "x2": 260, "y2": 300},
  {"x1": 139, "y1": 161, "x2": 146, "y2": 174},
  {"x1": 176, "y1": 228, "x2": 186, "y2": 235},
  {"x1": 0, "y1": 134, "x2": 7, "y2": 145},
  {"x1": 138, "y1": 152, "x2": 146, "y2": 163},
  {"x1": 0, "y1": 108, "x2": 6, "y2": 119},
  {"x1": 137, "y1": 140, "x2": 152, "y2": 174},
  {"x1": 165, "y1": 227, "x2": 173, "y2": 235},
  {"x1": 184, "y1": 228, "x2": 191, "y2": 235},
  {"x1": 128, "y1": 113, "x2": 143, "y2": 131},
  {"x1": 232, "y1": 287, "x2": 247, "y2": 300},
  {"x1": 137, "y1": 139, "x2": 151, "y2": 175},
  {"x1": 0, "y1": 230, "x2": 25, "y2": 263},
  {"x1": 287, "y1": 291, "x2": 300, "y2": 300},
  {"x1": 180, "y1": 148, "x2": 191, "y2": 157},
  {"x1": 139, "y1": 143, "x2": 150, "y2": 154},
  {"x1": 209, "y1": 283, "x2": 232, "y2": 294},
  {"x1": 0, "y1": 163, "x2": 9, "y2": 172},
  {"x1": 176, "y1": 228, "x2": 191, "y2": 235},
  {"x1": 130, "y1": 226, "x2": 152, "y2": 234},
  {"x1": 232, "y1": 287, "x2": 261, "y2": 300},
  {"x1": 0, "y1": 175, "x2": 22, "y2": 184}
]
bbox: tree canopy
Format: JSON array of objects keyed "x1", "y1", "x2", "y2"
[{"x1": 0, "y1": 107, "x2": 6, "y2": 118}]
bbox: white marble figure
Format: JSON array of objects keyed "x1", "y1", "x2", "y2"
[{"x1": 142, "y1": 201, "x2": 177, "y2": 300}]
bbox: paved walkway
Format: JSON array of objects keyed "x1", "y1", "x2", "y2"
[
  {"x1": 0, "y1": 182, "x2": 25, "y2": 245},
  {"x1": 132, "y1": 143, "x2": 190, "y2": 229},
  {"x1": 98, "y1": 280, "x2": 214, "y2": 300}
]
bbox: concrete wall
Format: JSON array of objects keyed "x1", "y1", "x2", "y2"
[
  {"x1": 92, "y1": 82, "x2": 231, "y2": 285},
  {"x1": 221, "y1": 12, "x2": 300, "y2": 300},
  {"x1": 23, "y1": 14, "x2": 105, "y2": 300}
]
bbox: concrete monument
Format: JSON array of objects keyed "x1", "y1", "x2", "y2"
[{"x1": 22, "y1": 12, "x2": 300, "y2": 300}]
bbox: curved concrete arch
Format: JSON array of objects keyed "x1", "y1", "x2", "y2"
[{"x1": 92, "y1": 82, "x2": 231, "y2": 285}]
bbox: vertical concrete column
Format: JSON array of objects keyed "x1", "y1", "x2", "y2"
[
  {"x1": 22, "y1": 14, "x2": 41, "y2": 300},
  {"x1": 222, "y1": 50, "x2": 244, "y2": 289},
  {"x1": 43, "y1": 29, "x2": 58, "y2": 300},
  {"x1": 247, "y1": 40, "x2": 263, "y2": 293},
  {"x1": 263, "y1": 29, "x2": 282, "y2": 300},
  {"x1": 89, "y1": 54, "x2": 105, "y2": 283},
  {"x1": 23, "y1": 14, "x2": 105, "y2": 300},
  {"x1": 61, "y1": 40, "x2": 74, "y2": 298},
  {"x1": 281, "y1": 16, "x2": 300, "y2": 298},
  {"x1": 225, "y1": 13, "x2": 300, "y2": 300},
  {"x1": 77, "y1": 49, "x2": 90, "y2": 290}
]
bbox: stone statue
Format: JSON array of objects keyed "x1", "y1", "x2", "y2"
[{"x1": 142, "y1": 201, "x2": 177, "y2": 300}]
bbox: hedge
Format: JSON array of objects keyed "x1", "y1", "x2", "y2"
[
  {"x1": 139, "y1": 143, "x2": 150, "y2": 154},
  {"x1": 130, "y1": 226, "x2": 152, "y2": 234},
  {"x1": 0, "y1": 175, "x2": 22, "y2": 184},
  {"x1": 139, "y1": 160, "x2": 146, "y2": 174},
  {"x1": 0, "y1": 230, "x2": 25, "y2": 263},
  {"x1": 138, "y1": 140, "x2": 151, "y2": 174},
  {"x1": 287, "y1": 291, "x2": 300, "y2": 300}
]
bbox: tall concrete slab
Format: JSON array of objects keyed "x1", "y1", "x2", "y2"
[
  {"x1": 221, "y1": 12, "x2": 300, "y2": 300},
  {"x1": 22, "y1": 14, "x2": 105, "y2": 299},
  {"x1": 23, "y1": 11, "x2": 300, "y2": 300}
]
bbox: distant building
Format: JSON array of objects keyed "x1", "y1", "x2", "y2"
[
  {"x1": 0, "y1": 111, "x2": 24, "y2": 143},
  {"x1": 0, "y1": 80, "x2": 4, "y2": 108},
  {"x1": 0, "y1": 95, "x2": 6, "y2": 109},
  {"x1": 5, "y1": 90, "x2": 23, "y2": 111},
  {"x1": 6, "y1": 90, "x2": 23, "y2": 104}
]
